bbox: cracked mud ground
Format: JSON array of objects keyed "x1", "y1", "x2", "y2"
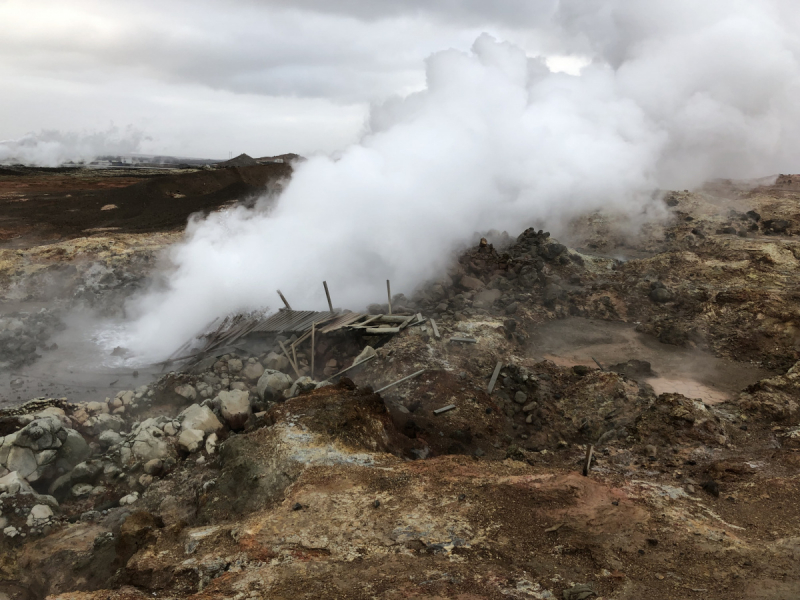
[{"x1": 0, "y1": 167, "x2": 799, "y2": 599}]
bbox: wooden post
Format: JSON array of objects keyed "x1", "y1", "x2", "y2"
[
  {"x1": 277, "y1": 290, "x2": 292, "y2": 310},
  {"x1": 386, "y1": 280, "x2": 392, "y2": 315},
  {"x1": 323, "y1": 281, "x2": 333, "y2": 312},
  {"x1": 430, "y1": 318, "x2": 441, "y2": 339},
  {"x1": 583, "y1": 445, "x2": 595, "y2": 477},
  {"x1": 311, "y1": 322, "x2": 316, "y2": 378}
]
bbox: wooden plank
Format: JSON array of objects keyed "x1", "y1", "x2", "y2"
[
  {"x1": 450, "y1": 336, "x2": 477, "y2": 344},
  {"x1": 487, "y1": 361, "x2": 503, "y2": 394},
  {"x1": 398, "y1": 315, "x2": 416, "y2": 330},
  {"x1": 377, "y1": 315, "x2": 412, "y2": 323},
  {"x1": 311, "y1": 322, "x2": 316, "y2": 378},
  {"x1": 430, "y1": 318, "x2": 441, "y2": 339},
  {"x1": 327, "y1": 353, "x2": 376, "y2": 380},
  {"x1": 277, "y1": 290, "x2": 292, "y2": 310},
  {"x1": 433, "y1": 404, "x2": 456, "y2": 415},
  {"x1": 365, "y1": 327, "x2": 401, "y2": 334},
  {"x1": 591, "y1": 357, "x2": 605, "y2": 371},
  {"x1": 387, "y1": 280, "x2": 392, "y2": 315},
  {"x1": 279, "y1": 340, "x2": 301, "y2": 378},
  {"x1": 375, "y1": 369, "x2": 426, "y2": 394},
  {"x1": 323, "y1": 281, "x2": 333, "y2": 312}
]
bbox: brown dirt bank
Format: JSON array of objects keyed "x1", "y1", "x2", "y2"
[{"x1": 0, "y1": 163, "x2": 291, "y2": 242}]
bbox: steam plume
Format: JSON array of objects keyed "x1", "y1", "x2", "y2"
[
  {"x1": 0, "y1": 126, "x2": 145, "y2": 167},
  {"x1": 124, "y1": 2, "x2": 800, "y2": 360}
]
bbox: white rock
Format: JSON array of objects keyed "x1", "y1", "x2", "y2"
[
  {"x1": 242, "y1": 361, "x2": 265, "y2": 381},
  {"x1": 0, "y1": 471, "x2": 34, "y2": 495},
  {"x1": 179, "y1": 404, "x2": 223, "y2": 434},
  {"x1": 3, "y1": 525, "x2": 19, "y2": 538},
  {"x1": 178, "y1": 429, "x2": 205, "y2": 453},
  {"x1": 130, "y1": 422, "x2": 175, "y2": 464},
  {"x1": 26, "y1": 504, "x2": 53, "y2": 526},
  {"x1": 353, "y1": 345, "x2": 377, "y2": 365},
  {"x1": 6, "y1": 446, "x2": 36, "y2": 480},
  {"x1": 256, "y1": 370, "x2": 293, "y2": 401},
  {"x1": 175, "y1": 384, "x2": 197, "y2": 401},
  {"x1": 119, "y1": 492, "x2": 139, "y2": 506},
  {"x1": 218, "y1": 390, "x2": 251, "y2": 430},
  {"x1": 205, "y1": 433, "x2": 218, "y2": 455},
  {"x1": 86, "y1": 401, "x2": 109, "y2": 415}
]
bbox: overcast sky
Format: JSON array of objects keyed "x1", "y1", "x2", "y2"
[{"x1": 0, "y1": 0, "x2": 590, "y2": 159}]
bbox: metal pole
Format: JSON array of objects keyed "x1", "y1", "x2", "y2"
[{"x1": 323, "y1": 281, "x2": 333, "y2": 312}]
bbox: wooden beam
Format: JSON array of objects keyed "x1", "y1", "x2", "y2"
[
  {"x1": 386, "y1": 280, "x2": 392, "y2": 315},
  {"x1": 327, "y1": 353, "x2": 376, "y2": 380},
  {"x1": 279, "y1": 340, "x2": 301, "y2": 378},
  {"x1": 430, "y1": 318, "x2": 441, "y2": 339},
  {"x1": 364, "y1": 327, "x2": 401, "y2": 335},
  {"x1": 277, "y1": 290, "x2": 292, "y2": 310},
  {"x1": 450, "y1": 336, "x2": 477, "y2": 344},
  {"x1": 433, "y1": 404, "x2": 456, "y2": 415},
  {"x1": 487, "y1": 361, "x2": 503, "y2": 394},
  {"x1": 323, "y1": 281, "x2": 334, "y2": 312},
  {"x1": 375, "y1": 369, "x2": 426, "y2": 394}
]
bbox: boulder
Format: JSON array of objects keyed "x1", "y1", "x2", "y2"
[
  {"x1": 175, "y1": 384, "x2": 197, "y2": 401},
  {"x1": 242, "y1": 361, "x2": 265, "y2": 381},
  {"x1": 130, "y1": 421, "x2": 175, "y2": 464},
  {"x1": 287, "y1": 376, "x2": 316, "y2": 399},
  {"x1": 459, "y1": 275, "x2": 484, "y2": 291},
  {"x1": 179, "y1": 404, "x2": 223, "y2": 434},
  {"x1": 6, "y1": 446, "x2": 37, "y2": 480},
  {"x1": 353, "y1": 345, "x2": 377, "y2": 366},
  {"x1": 473, "y1": 288, "x2": 502, "y2": 309},
  {"x1": 218, "y1": 390, "x2": 251, "y2": 430},
  {"x1": 98, "y1": 430, "x2": 123, "y2": 449},
  {"x1": 263, "y1": 351, "x2": 290, "y2": 372},
  {"x1": 143, "y1": 459, "x2": 163, "y2": 475},
  {"x1": 55, "y1": 429, "x2": 91, "y2": 472},
  {"x1": 650, "y1": 287, "x2": 675, "y2": 303},
  {"x1": 257, "y1": 370, "x2": 293, "y2": 401},
  {"x1": 14, "y1": 417, "x2": 64, "y2": 452},
  {"x1": 178, "y1": 429, "x2": 204, "y2": 453},
  {"x1": 0, "y1": 471, "x2": 34, "y2": 495},
  {"x1": 227, "y1": 358, "x2": 243, "y2": 373},
  {"x1": 26, "y1": 504, "x2": 53, "y2": 527}
]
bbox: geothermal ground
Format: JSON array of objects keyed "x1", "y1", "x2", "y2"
[{"x1": 1, "y1": 163, "x2": 800, "y2": 599}]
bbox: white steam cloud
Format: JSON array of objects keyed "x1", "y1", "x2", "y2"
[
  {"x1": 124, "y1": 1, "x2": 800, "y2": 360},
  {"x1": 0, "y1": 126, "x2": 145, "y2": 167}
]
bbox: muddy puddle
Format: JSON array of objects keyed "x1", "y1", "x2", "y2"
[
  {"x1": 0, "y1": 313, "x2": 162, "y2": 409},
  {"x1": 529, "y1": 317, "x2": 773, "y2": 404}
]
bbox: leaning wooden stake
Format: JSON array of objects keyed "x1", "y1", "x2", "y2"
[
  {"x1": 323, "y1": 281, "x2": 333, "y2": 312},
  {"x1": 487, "y1": 361, "x2": 503, "y2": 394},
  {"x1": 386, "y1": 280, "x2": 392, "y2": 315},
  {"x1": 375, "y1": 369, "x2": 425, "y2": 394},
  {"x1": 583, "y1": 445, "x2": 595, "y2": 477},
  {"x1": 279, "y1": 340, "x2": 301, "y2": 378},
  {"x1": 277, "y1": 290, "x2": 292, "y2": 310}
]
